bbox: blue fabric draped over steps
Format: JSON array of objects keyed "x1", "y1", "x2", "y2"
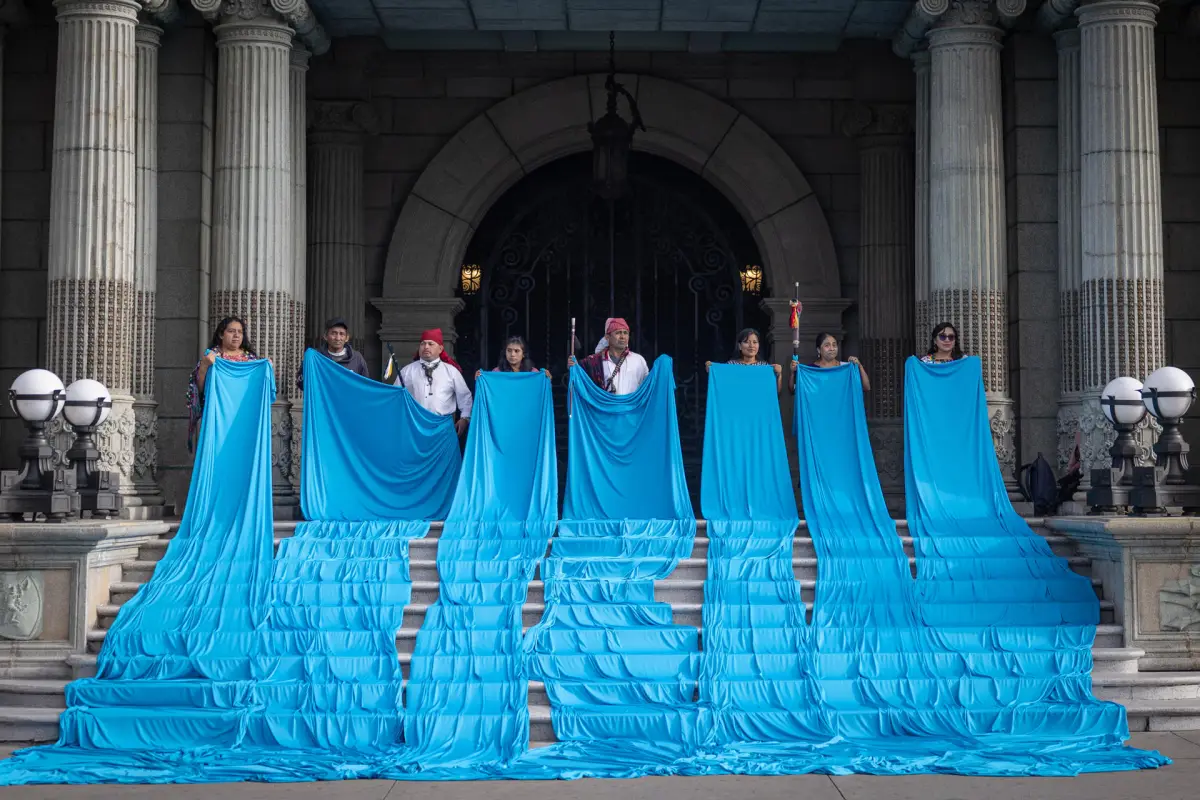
[
  {"x1": 0, "y1": 353, "x2": 1171, "y2": 785},
  {"x1": 523, "y1": 357, "x2": 700, "y2": 760},
  {"x1": 401, "y1": 370, "x2": 557, "y2": 774}
]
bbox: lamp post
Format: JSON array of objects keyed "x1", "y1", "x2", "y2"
[
  {"x1": 63, "y1": 379, "x2": 120, "y2": 519},
  {"x1": 1130, "y1": 366, "x2": 1200, "y2": 515},
  {"x1": 1088, "y1": 376, "x2": 1147, "y2": 513},
  {"x1": 0, "y1": 369, "x2": 78, "y2": 521},
  {"x1": 588, "y1": 31, "x2": 644, "y2": 200}
]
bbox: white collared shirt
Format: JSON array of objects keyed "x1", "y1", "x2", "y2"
[
  {"x1": 394, "y1": 360, "x2": 473, "y2": 418},
  {"x1": 603, "y1": 351, "x2": 650, "y2": 395}
]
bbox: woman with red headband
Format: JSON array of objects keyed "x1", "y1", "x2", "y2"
[
  {"x1": 568, "y1": 317, "x2": 650, "y2": 395},
  {"x1": 391, "y1": 328, "x2": 473, "y2": 436}
]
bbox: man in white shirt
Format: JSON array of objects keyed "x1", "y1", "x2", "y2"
[
  {"x1": 392, "y1": 328, "x2": 472, "y2": 435},
  {"x1": 569, "y1": 317, "x2": 650, "y2": 395}
]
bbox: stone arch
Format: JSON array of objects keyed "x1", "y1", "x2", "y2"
[{"x1": 378, "y1": 74, "x2": 845, "y2": 344}]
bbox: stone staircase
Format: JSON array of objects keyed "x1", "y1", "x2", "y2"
[{"x1": 2, "y1": 517, "x2": 1199, "y2": 744}]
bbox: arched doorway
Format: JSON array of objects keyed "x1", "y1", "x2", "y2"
[{"x1": 456, "y1": 153, "x2": 770, "y2": 504}]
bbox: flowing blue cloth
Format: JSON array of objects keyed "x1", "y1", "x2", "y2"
[
  {"x1": 301, "y1": 348, "x2": 460, "y2": 521},
  {"x1": 525, "y1": 357, "x2": 700, "y2": 755},
  {"x1": 402, "y1": 371, "x2": 557, "y2": 773}
]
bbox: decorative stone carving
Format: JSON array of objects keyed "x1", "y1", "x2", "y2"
[
  {"x1": 132, "y1": 399, "x2": 159, "y2": 481},
  {"x1": 0, "y1": 571, "x2": 43, "y2": 641},
  {"x1": 840, "y1": 103, "x2": 912, "y2": 140},
  {"x1": 271, "y1": 401, "x2": 293, "y2": 486},
  {"x1": 938, "y1": 0, "x2": 998, "y2": 27},
  {"x1": 989, "y1": 401, "x2": 1017, "y2": 480},
  {"x1": 289, "y1": 402, "x2": 303, "y2": 499},
  {"x1": 868, "y1": 421, "x2": 905, "y2": 489},
  {"x1": 1160, "y1": 565, "x2": 1200, "y2": 632},
  {"x1": 309, "y1": 100, "x2": 380, "y2": 136},
  {"x1": 1056, "y1": 400, "x2": 1080, "y2": 473}
]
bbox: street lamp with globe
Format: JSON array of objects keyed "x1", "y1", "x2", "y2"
[
  {"x1": 1088, "y1": 376, "x2": 1148, "y2": 513},
  {"x1": 0, "y1": 369, "x2": 77, "y2": 521},
  {"x1": 1130, "y1": 366, "x2": 1200, "y2": 514},
  {"x1": 63, "y1": 379, "x2": 119, "y2": 518}
]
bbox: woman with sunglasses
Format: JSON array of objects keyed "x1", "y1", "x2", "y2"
[{"x1": 921, "y1": 322, "x2": 964, "y2": 364}]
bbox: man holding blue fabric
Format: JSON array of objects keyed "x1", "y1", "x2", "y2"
[
  {"x1": 393, "y1": 328, "x2": 473, "y2": 436},
  {"x1": 569, "y1": 317, "x2": 649, "y2": 395},
  {"x1": 295, "y1": 317, "x2": 370, "y2": 391}
]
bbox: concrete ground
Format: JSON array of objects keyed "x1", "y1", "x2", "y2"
[{"x1": 2, "y1": 732, "x2": 1199, "y2": 800}]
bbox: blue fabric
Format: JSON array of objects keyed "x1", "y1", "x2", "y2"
[
  {"x1": 525, "y1": 357, "x2": 700, "y2": 755},
  {"x1": 0, "y1": 355, "x2": 1171, "y2": 784},
  {"x1": 402, "y1": 371, "x2": 557, "y2": 773},
  {"x1": 300, "y1": 348, "x2": 460, "y2": 521}
]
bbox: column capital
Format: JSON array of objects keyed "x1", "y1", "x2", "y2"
[
  {"x1": 1076, "y1": 0, "x2": 1158, "y2": 27},
  {"x1": 54, "y1": 0, "x2": 140, "y2": 22},
  {"x1": 135, "y1": 20, "x2": 162, "y2": 46},
  {"x1": 192, "y1": 0, "x2": 328, "y2": 54},
  {"x1": 309, "y1": 100, "x2": 380, "y2": 140},
  {"x1": 1054, "y1": 25, "x2": 1081, "y2": 49},
  {"x1": 290, "y1": 40, "x2": 310, "y2": 69},
  {"x1": 841, "y1": 103, "x2": 912, "y2": 146}
]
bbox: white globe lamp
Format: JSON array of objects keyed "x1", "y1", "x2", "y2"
[
  {"x1": 0, "y1": 369, "x2": 76, "y2": 520},
  {"x1": 1100, "y1": 376, "x2": 1147, "y2": 426},
  {"x1": 63, "y1": 379, "x2": 112, "y2": 429},
  {"x1": 8, "y1": 369, "x2": 65, "y2": 424},
  {"x1": 1141, "y1": 366, "x2": 1196, "y2": 422}
]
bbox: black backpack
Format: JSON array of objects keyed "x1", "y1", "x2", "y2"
[{"x1": 1017, "y1": 453, "x2": 1060, "y2": 515}]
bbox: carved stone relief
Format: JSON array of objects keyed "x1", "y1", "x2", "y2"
[
  {"x1": 1159, "y1": 564, "x2": 1200, "y2": 632},
  {"x1": 0, "y1": 571, "x2": 44, "y2": 641}
]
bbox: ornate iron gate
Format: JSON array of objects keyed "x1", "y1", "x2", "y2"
[{"x1": 456, "y1": 155, "x2": 769, "y2": 506}]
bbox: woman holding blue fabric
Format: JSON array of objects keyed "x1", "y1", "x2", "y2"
[
  {"x1": 705, "y1": 328, "x2": 783, "y2": 392},
  {"x1": 475, "y1": 336, "x2": 551, "y2": 379},
  {"x1": 186, "y1": 316, "x2": 262, "y2": 452},
  {"x1": 920, "y1": 322, "x2": 964, "y2": 364},
  {"x1": 787, "y1": 332, "x2": 871, "y2": 394}
]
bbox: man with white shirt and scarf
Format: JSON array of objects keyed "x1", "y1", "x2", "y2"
[
  {"x1": 569, "y1": 317, "x2": 650, "y2": 395},
  {"x1": 392, "y1": 328, "x2": 472, "y2": 435}
]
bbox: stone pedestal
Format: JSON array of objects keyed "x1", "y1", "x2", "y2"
[
  {"x1": 308, "y1": 100, "x2": 379, "y2": 353},
  {"x1": 1049, "y1": 516, "x2": 1200, "y2": 670},
  {"x1": 202, "y1": 3, "x2": 297, "y2": 517},
  {"x1": 46, "y1": 0, "x2": 139, "y2": 500},
  {"x1": 1077, "y1": 0, "x2": 1166, "y2": 477},
  {"x1": 0, "y1": 520, "x2": 168, "y2": 679},
  {"x1": 927, "y1": 0, "x2": 1021, "y2": 481},
  {"x1": 374, "y1": 297, "x2": 467, "y2": 376}
]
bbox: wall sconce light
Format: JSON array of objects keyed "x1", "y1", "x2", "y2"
[
  {"x1": 460, "y1": 264, "x2": 481, "y2": 295},
  {"x1": 740, "y1": 265, "x2": 763, "y2": 296}
]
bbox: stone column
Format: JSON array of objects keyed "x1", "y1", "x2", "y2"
[
  {"x1": 129, "y1": 22, "x2": 164, "y2": 517},
  {"x1": 199, "y1": 0, "x2": 297, "y2": 516},
  {"x1": 927, "y1": 0, "x2": 1022, "y2": 479},
  {"x1": 843, "y1": 104, "x2": 914, "y2": 501},
  {"x1": 46, "y1": 0, "x2": 139, "y2": 495},
  {"x1": 307, "y1": 101, "x2": 379, "y2": 353},
  {"x1": 913, "y1": 49, "x2": 932, "y2": 350},
  {"x1": 1076, "y1": 0, "x2": 1165, "y2": 474},
  {"x1": 287, "y1": 44, "x2": 308, "y2": 500},
  {"x1": 1055, "y1": 27, "x2": 1085, "y2": 474}
]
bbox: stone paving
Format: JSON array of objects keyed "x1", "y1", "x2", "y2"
[{"x1": 1, "y1": 732, "x2": 1198, "y2": 800}]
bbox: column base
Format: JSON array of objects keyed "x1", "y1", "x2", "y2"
[
  {"x1": 866, "y1": 417, "x2": 906, "y2": 516},
  {"x1": 125, "y1": 397, "x2": 165, "y2": 520}
]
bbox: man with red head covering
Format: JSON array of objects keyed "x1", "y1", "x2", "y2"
[
  {"x1": 392, "y1": 328, "x2": 472, "y2": 435},
  {"x1": 568, "y1": 317, "x2": 649, "y2": 395}
]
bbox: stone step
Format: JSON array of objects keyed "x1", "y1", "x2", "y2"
[
  {"x1": 1121, "y1": 699, "x2": 1200, "y2": 732},
  {"x1": 1091, "y1": 647, "x2": 1145, "y2": 675},
  {"x1": 0, "y1": 706, "x2": 60, "y2": 743},
  {"x1": 1093, "y1": 672, "x2": 1200, "y2": 702},
  {"x1": 0, "y1": 679, "x2": 68, "y2": 709}
]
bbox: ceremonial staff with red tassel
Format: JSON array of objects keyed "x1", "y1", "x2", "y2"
[
  {"x1": 568, "y1": 316, "x2": 576, "y2": 418},
  {"x1": 790, "y1": 281, "x2": 802, "y2": 372}
]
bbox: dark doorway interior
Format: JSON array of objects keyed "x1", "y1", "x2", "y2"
[{"x1": 455, "y1": 152, "x2": 770, "y2": 510}]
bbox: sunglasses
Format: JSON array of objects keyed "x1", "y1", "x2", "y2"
[{"x1": 938, "y1": 333, "x2": 956, "y2": 341}]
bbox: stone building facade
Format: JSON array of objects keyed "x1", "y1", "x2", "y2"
[{"x1": 0, "y1": 0, "x2": 1194, "y2": 512}]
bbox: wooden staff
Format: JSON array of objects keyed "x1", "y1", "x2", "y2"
[
  {"x1": 790, "y1": 281, "x2": 801, "y2": 364},
  {"x1": 568, "y1": 316, "x2": 576, "y2": 418}
]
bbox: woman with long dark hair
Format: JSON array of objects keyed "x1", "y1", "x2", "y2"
[
  {"x1": 706, "y1": 327, "x2": 783, "y2": 393},
  {"x1": 799, "y1": 331, "x2": 870, "y2": 393},
  {"x1": 475, "y1": 336, "x2": 551, "y2": 379},
  {"x1": 920, "y1": 322, "x2": 964, "y2": 364},
  {"x1": 186, "y1": 316, "x2": 261, "y2": 452}
]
